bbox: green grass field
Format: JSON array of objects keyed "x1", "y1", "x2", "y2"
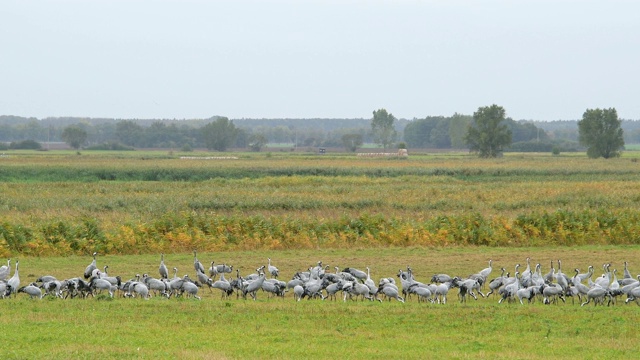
[
  {"x1": 1, "y1": 150, "x2": 640, "y2": 358},
  {"x1": 2, "y1": 246, "x2": 640, "y2": 359}
]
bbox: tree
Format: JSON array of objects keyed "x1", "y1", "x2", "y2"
[
  {"x1": 449, "y1": 113, "x2": 472, "y2": 149},
  {"x1": 464, "y1": 104, "x2": 512, "y2": 158},
  {"x1": 248, "y1": 134, "x2": 268, "y2": 152},
  {"x1": 202, "y1": 117, "x2": 237, "y2": 151},
  {"x1": 578, "y1": 108, "x2": 624, "y2": 159},
  {"x1": 403, "y1": 117, "x2": 443, "y2": 148},
  {"x1": 429, "y1": 119, "x2": 451, "y2": 148},
  {"x1": 341, "y1": 133, "x2": 363, "y2": 152},
  {"x1": 371, "y1": 109, "x2": 397, "y2": 149},
  {"x1": 115, "y1": 120, "x2": 144, "y2": 147},
  {"x1": 61, "y1": 125, "x2": 88, "y2": 149}
]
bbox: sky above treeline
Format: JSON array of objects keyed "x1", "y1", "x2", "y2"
[{"x1": 1, "y1": 1, "x2": 639, "y2": 121}]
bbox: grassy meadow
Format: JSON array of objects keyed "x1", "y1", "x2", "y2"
[
  {"x1": 3, "y1": 246, "x2": 640, "y2": 359},
  {"x1": 2, "y1": 150, "x2": 640, "y2": 256},
  {"x1": 2, "y1": 149, "x2": 640, "y2": 358}
]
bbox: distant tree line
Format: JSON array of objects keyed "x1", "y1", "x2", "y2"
[
  {"x1": 1, "y1": 113, "x2": 638, "y2": 152},
  {"x1": 0, "y1": 116, "x2": 382, "y2": 151},
  {"x1": 404, "y1": 114, "x2": 551, "y2": 151}
]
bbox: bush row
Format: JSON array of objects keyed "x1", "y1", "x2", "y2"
[{"x1": 2, "y1": 209, "x2": 640, "y2": 257}]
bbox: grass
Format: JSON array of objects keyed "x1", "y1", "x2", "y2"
[
  {"x1": 2, "y1": 151, "x2": 640, "y2": 255},
  {"x1": 2, "y1": 246, "x2": 639, "y2": 358},
  {"x1": 1, "y1": 150, "x2": 639, "y2": 357}
]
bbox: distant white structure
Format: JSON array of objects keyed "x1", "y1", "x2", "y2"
[
  {"x1": 180, "y1": 156, "x2": 239, "y2": 160},
  {"x1": 357, "y1": 149, "x2": 408, "y2": 157}
]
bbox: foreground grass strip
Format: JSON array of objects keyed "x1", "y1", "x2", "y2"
[{"x1": 1, "y1": 246, "x2": 639, "y2": 358}]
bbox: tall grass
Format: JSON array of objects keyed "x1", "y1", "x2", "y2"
[{"x1": 2, "y1": 152, "x2": 640, "y2": 256}]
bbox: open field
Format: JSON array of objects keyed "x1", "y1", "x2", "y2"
[
  {"x1": 2, "y1": 150, "x2": 640, "y2": 358},
  {"x1": 2, "y1": 150, "x2": 640, "y2": 256},
  {"x1": 2, "y1": 246, "x2": 640, "y2": 359}
]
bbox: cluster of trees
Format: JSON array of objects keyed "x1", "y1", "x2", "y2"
[
  {"x1": 461, "y1": 105, "x2": 624, "y2": 159},
  {"x1": 374, "y1": 104, "x2": 623, "y2": 159},
  {"x1": 0, "y1": 106, "x2": 628, "y2": 158},
  {"x1": 403, "y1": 113, "x2": 547, "y2": 150}
]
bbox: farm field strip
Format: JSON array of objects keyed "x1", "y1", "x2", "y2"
[{"x1": 2, "y1": 153, "x2": 640, "y2": 256}]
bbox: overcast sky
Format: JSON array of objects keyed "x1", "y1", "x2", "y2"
[{"x1": 1, "y1": 0, "x2": 639, "y2": 121}]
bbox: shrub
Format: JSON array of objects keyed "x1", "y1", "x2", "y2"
[
  {"x1": 85, "y1": 142, "x2": 134, "y2": 151},
  {"x1": 10, "y1": 139, "x2": 42, "y2": 150},
  {"x1": 507, "y1": 141, "x2": 553, "y2": 152}
]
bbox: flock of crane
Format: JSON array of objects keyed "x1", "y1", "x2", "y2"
[{"x1": 1, "y1": 251, "x2": 640, "y2": 307}]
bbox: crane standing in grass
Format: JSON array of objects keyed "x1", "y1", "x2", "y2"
[
  {"x1": 84, "y1": 253, "x2": 97, "y2": 279},
  {"x1": 193, "y1": 250, "x2": 205, "y2": 275},
  {"x1": 268, "y1": 258, "x2": 279, "y2": 279},
  {"x1": 159, "y1": 254, "x2": 169, "y2": 279},
  {"x1": 7, "y1": 260, "x2": 20, "y2": 297},
  {"x1": 0, "y1": 259, "x2": 10, "y2": 281}
]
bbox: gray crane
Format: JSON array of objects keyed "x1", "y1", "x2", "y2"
[
  {"x1": 293, "y1": 284, "x2": 305, "y2": 301},
  {"x1": 431, "y1": 274, "x2": 453, "y2": 284},
  {"x1": 159, "y1": 254, "x2": 169, "y2": 279},
  {"x1": 0, "y1": 258, "x2": 10, "y2": 281},
  {"x1": 516, "y1": 286, "x2": 538, "y2": 305},
  {"x1": 243, "y1": 271, "x2": 266, "y2": 300},
  {"x1": 208, "y1": 261, "x2": 218, "y2": 279},
  {"x1": 0, "y1": 282, "x2": 8, "y2": 299},
  {"x1": 261, "y1": 279, "x2": 286, "y2": 298},
  {"x1": 41, "y1": 279, "x2": 64, "y2": 298},
  {"x1": 89, "y1": 275, "x2": 115, "y2": 298},
  {"x1": 207, "y1": 261, "x2": 233, "y2": 280},
  {"x1": 195, "y1": 269, "x2": 213, "y2": 291},
  {"x1": 571, "y1": 269, "x2": 590, "y2": 302},
  {"x1": 409, "y1": 285, "x2": 432, "y2": 303},
  {"x1": 486, "y1": 268, "x2": 506, "y2": 297},
  {"x1": 142, "y1": 274, "x2": 169, "y2": 297},
  {"x1": 364, "y1": 267, "x2": 378, "y2": 298},
  {"x1": 324, "y1": 280, "x2": 344, "y2": 301},
  {"x1": 212, "y1": 272, "x2": 233, "y2": 299},
  {"x1": 181, "y1": 280, "x2": 201, "y2": 300},
  {"x1": 555, "y1": 260, "x2": 569, "y2": 292},
  {"x1": 479, "y1": 259, "x2": 493, "y2": 281},
  {"x1": 581, "y1": 286, "x2": 610, "y2": 306},
  {"x1": 84, "y1": 252, "x2": 97, "y2": 279},
  {"x1": 7, "y1": 260, "x2": 20, "y2": 297},
  {"x1": 268, "y1": 258, "x2": 279, "y2": 279},
  {"x1": 498, "y1": 272, "x2": 520, "y2": 304},
  {"x1": 624, "y1": 284, "x2": 640, "y2": 305},
  {"x1": 542, "y1": 283, "x2": 566, "y2": 305},
  {"x1": 126, "y1": 281, "x2": 150, "y2": 299},
  {"x1": 347, "y1": 281, "x2": 373, "y2": 301},
  {"x1": 193, "y1": 250, "x2": 205, "y2": 274},
  {"x1": 18, "y1": 283, "x2": 43, "y2": 299},
  {"x1": 379, "y1": 283, "x2": 404, "y2": 303},
  {"x1": 623, "y1": 261, "x2": 633, "y2": 280},
  {"x1": 520, "y1": 258, "x2": 532, "y2": 284},
  {"x1": 343, "y1": 267, "x2": 367, "y2": 281}
]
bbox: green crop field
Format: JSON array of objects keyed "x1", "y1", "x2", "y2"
[{"x1": 1, "y1": 149, "x2": 640, "y2": 358}]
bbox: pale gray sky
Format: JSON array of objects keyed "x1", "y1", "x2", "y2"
[{"x1": 1, "y1": 0, "x2": 639, "y2": 121}]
